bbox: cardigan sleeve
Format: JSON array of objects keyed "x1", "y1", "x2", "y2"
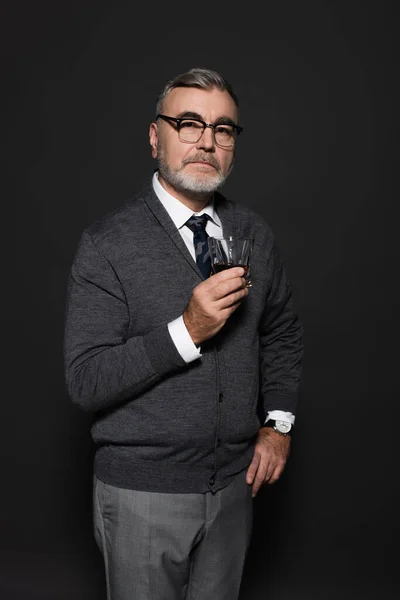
[
  {"x1": 63, "y1": 230, "x2": 187, "y2": 413},
  {"x1": 258, "y1": 237, "x2": 304, "y2": 416}
]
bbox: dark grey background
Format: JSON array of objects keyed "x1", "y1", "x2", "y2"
[{"x1": 3, "y1": 1, "x2": 398, "y2": 598}]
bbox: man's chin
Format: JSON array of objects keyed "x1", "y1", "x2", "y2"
[
  {"x1": 166, "y1": 171, "x2": 224, "y2": 194},
  {"x1": 179, "y1": 175, "x2": 223, "y2": 194},
  {"x1": 157, "y1": 160, "x2": 227, "y2": 195}
]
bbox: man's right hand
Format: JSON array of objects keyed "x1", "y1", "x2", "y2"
[{"x1": 183, "y1": 267, "x2": 249, "y2": 346}]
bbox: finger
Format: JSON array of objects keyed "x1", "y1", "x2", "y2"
[
  {"x1": 251, "y1": 460, "x2": 269, "y2": 497},
  {"x1": 213, "y1": 278, "x2": 247, "y2": 301},
  {"x1": 262, "y1": 466, "x2": 275, "y2": 484},
  {"x1": 228, "y1": 298, "x2": 246, "y2": 313},
  {"x1": 246, "y1": 454, "x2": 260, "y2": 485},
  {"x1": 262, "y1": 455, "x2": 286, "y2": 485},
  {"x1": 224, "y1": 296, "x2": 249, "y2": 317},
  {"x1": 267, "y1": 464, "x2": 283, "y2": 485},
  {"x1": 211, "y1": 266, "x2": 245, "y2": 282},
  {"x1": 206, "y1": 268, "x2": 245, "y2": 292},
  {"x1": 210, "y1": 275, "x2": 247, "y2": 300},
  {"x1": 216, "y1": 285, "x2": 248, "y2": 309}
]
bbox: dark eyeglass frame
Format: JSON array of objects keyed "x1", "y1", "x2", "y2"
[{"x1": 156, "y1": 114, "x2": 243, "y2": 147}]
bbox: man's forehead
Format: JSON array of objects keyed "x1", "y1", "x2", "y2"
[{"x1": 163, "y1": 86, "x2": 238, "y2": 120}]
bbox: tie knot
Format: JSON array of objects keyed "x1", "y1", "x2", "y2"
[{"x1": 186, "y1": 214, "x2": 209, "y2": 233}]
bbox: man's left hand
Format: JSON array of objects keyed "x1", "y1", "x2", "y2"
[{"x1": 246, "y1": 427, "x2": 291, "y2": 497}]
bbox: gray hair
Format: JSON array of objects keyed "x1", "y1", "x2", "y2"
[{"x1": 155, "y1": 67, "x2": 239, "y2": 117}]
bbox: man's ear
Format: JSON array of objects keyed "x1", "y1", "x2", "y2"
[{"x1": 149, "y1": 122, "x2": 158, "y2": 158}]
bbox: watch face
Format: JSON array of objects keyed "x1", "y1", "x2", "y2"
[{"x1": 275, "y1": 420, "x2": 292, "y2": 434}]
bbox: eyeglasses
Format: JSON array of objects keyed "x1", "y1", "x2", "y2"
[{"x1": 156, "y1": 114, "x2": 243, "y2": 148}]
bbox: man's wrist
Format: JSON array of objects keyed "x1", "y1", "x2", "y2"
[
  {"x1": 263, "y1": 419, "x2": 293, "y2": 436},
  {"x1": 168, "y1": 316, "x2": 202, "y2": 363},
  {"x1": 182, "y1": 309, "x2": 202, "y2": 347}
]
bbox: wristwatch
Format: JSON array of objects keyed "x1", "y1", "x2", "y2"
[{"x1": 264, "y1": 419, "x2": 292, "y2": 436}]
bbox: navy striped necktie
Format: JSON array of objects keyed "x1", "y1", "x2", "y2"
[{"x1": 185, "y1": 214, "x2": 211, "y2": 279}]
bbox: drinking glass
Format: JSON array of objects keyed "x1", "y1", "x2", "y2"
[{"x1": 208, "y1": 236, "x2": 253, "y2": 287}]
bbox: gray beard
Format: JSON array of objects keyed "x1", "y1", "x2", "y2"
[{"x1": 156, "y1": 144, "x2": 233, "y2": 195}]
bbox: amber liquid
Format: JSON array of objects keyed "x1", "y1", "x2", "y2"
[{"x1": 212, "y1": 263, "x2": 249, "y2": 275}]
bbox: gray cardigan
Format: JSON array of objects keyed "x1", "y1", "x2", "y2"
[{"x1": 63, "y1": 182, "x2": 303, "y2": 493}]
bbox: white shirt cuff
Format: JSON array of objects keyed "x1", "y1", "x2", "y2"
[
  {"x1": 168, "y1": 316, "x2": 202, "y2": 363},
  {"x1": 265, "y1": 410, "x2": 295, "y2": 425}
]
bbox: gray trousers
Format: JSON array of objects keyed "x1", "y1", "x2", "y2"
[{"x1": 93, "y1": 469, "x2": 253, "y2": 600}]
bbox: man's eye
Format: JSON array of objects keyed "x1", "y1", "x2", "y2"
[
  {"x1": 215, "y1": 126, "x2": 233, "y2": 135},
  {"x1": 180, "y1": 120, "x2": 203, "y2": 129}
]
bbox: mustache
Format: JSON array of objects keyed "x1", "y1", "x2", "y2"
[{"x1": 182, "y1": 154, "x2": 220, "y2": 171}]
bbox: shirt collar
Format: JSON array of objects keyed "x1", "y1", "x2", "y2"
[{"x1": 152, "y1": 171, "x2": 222, "y2": 230}]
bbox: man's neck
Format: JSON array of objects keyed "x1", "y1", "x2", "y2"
[{"x1": 157, "y1": 173, "x2": 213, "y2": 213}]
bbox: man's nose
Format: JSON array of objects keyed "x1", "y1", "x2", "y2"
[{"x1": 196, "y1": 126, "x2": 215, "y2": 150}]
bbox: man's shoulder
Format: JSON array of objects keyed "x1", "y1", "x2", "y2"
[
  {"x1": 215, "y1": 192, "x2": 273, "y2": 235},
  {"x1": 85, "y1": 182, "x2": 153, "y2": 242}
]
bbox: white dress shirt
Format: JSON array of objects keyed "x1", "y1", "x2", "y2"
[{"x1": 152, "y1": 171, "x2": 294, "y2": 426}]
